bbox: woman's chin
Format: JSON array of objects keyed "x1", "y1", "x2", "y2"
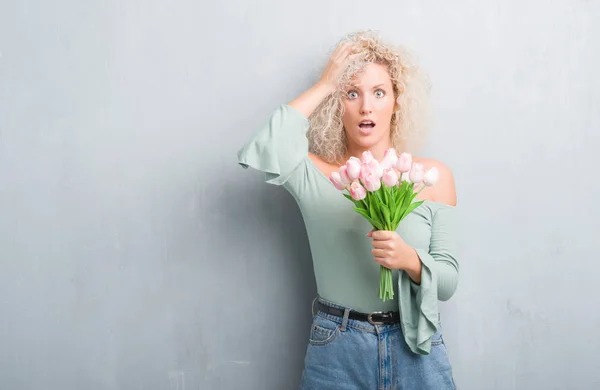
[{"x1": 348, "y1": 133, "x2": 384, "y2": 150}]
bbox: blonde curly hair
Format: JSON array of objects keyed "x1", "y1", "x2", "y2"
[{"x1": 308, "y1": 30, "x2": 432, "y2": 164}]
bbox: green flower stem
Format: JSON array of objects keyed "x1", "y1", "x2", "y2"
[
  {"x1": 344, "y1": 179, "x2": 421, "y2": 302},
  {"x1": 379, "y1": 266, "x2": 394, "y2": 301}
]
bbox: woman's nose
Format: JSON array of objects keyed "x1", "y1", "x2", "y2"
[{"x1": 360, "y1": 98, "x2": 373, "y2": 115}]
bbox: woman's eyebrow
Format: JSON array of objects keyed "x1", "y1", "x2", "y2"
[{"x1": 350, "y1": 83, "x2": 385, "y2": 89}]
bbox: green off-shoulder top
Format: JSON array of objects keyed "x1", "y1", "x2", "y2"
[{"x1": 237, "y1": 104, "x2": 460, "y2": 355}]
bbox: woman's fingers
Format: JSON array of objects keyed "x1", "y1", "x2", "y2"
[
  {"x1": 334, "y1": 42, "x2": 358, "y2": 61},
  {"x1": 371, "y1": 248, "x2": 389, "y2": 257},
  {"x1": 318, "y1": 42, "x2": 361, "y2": 88}
]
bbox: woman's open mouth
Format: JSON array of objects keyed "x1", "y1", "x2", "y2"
[{"x1": 359, "y1": 120, "x2": 376, "y2": 134}]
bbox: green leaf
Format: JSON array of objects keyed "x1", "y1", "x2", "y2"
[
  {"x1": 355, "y1": 207, "x2": 384, "y2": 230},
  {"x1": 363, "y1": 192, "x2": 371, "y2": 210},
  {"x1": 354, "y1": 205, "x2": 368, "y2": 213},
  {"x1": 383, "y1": 184, "x2": 390, "y2": 205},
  {"x1": 358, "y1": 199, "x2": 367, "y2": 210},
  {"x1": 369, "y1": 197, "x2": 378, "y2": 220},
  {"x1": 388, "y1": 187, "x2": 396, "y2": 213},
  {"x1": 401, "y1": 200, "x2": 425, "y2": 220},
  {"x1": 354, "y1": 206, "x2": 371, "y2": 219},
  {"x1": 392, "y1": 205, "x2": 404, "y2": 228},
  {"x1": 343, "y1": 193, "x2": 356, "y2": 204},
  {"x1": 401, "y1": 187, "x2": 412, "y2": 210},
  {"x1": 392, "y1": 186, "x2": 409, "y2": 226},
  {"x1": 396, "y1": 183, "x2": 407, "y2": 204},
  {"x1": 398, "y1": 180, "x2": 408, "y2": 194},
  {"x1": 371, "y1": 220, "x2": 384, "y2": 230},
  {"x1": 372, "y1": 192, "x2": 385, "y2": 223},
  {"x1": 381, "y1": 204, "x2": 391, "y2": 230}
]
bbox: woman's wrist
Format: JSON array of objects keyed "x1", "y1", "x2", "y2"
[
  {"x1": 288, "y1": 81, "x2": 336, "y2": 118},
  {"x1": 314, "y1": 80, "x2": 336, "y2": 97},
  {"x1": 403, "y1": 246, "x2": 422, "y2": 284}
]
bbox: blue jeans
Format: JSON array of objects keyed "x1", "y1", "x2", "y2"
[{"x1": 298, "y1": 298, "x2": 456, "y2": 390}]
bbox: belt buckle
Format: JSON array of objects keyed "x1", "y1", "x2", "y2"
[{"x1": 367, "y1": 311, "x2": 385, "y2": 325}]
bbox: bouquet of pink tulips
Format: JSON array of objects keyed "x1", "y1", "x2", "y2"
[{"x1": 329, "y1": 149, "x2": 439, "y2": 302}]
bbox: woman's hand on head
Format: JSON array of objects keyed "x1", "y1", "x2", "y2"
[
  {"x1": 318, "y1": 42, "x2": 360, "y2": 91},
  {"x1": 288, "y1": 43, "x2": 359, "y2": 118}
]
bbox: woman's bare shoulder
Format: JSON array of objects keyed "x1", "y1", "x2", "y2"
[{"x1": 413, "y1": 156, "x2": 457, "y2": 206}]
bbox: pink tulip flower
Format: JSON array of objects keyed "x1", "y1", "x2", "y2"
[
  {"x1": 345, "y1": 157, "x2": 362, "y2": 181},
  {"x1": 382, "y1": 168, "x2": 399, "y2": 187},
  {"x1": 361, "y1": 151, "x2": 375, "y2": 164},
  {"x1": 380, "y1": 148, "x2": 398, "y2": 171},
  {"x1": 395, "y1": 152, "x2": 412, "y2": 173},
  {"x1": 400, "y1": 171, "x2": 410, "y2": 183},
  {"x1": 423, "y1": 167, "x2": 439, "y2": 187},
  {"x1": 362, "y1": 172, "x2": 381, "y2": 192},
  {"x1": 339, "y1": 165, "x2": 352, "y2": 186},
  {"x1": 349, "y1": 181, "x2": 367, "y2": 200},
  {"x1": 409, "y1": 162, "x2": 425, "y2": 185},
  {"x1": 329, "y1": 172, "x2": 346, "y2": 190}
]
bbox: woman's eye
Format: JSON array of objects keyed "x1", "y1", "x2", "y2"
[
  {"x1": 347, "y1": 91, "x2": 358, "y2": 99},
  {"x1": 375, "y1": 89, "x2": 385, "y2": 97}
]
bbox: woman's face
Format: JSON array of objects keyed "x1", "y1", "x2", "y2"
[{"x1": 341, "y1": 62, "x2": 397, "y2": 154}]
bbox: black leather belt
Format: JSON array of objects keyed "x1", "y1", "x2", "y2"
[{"x1": 316, "y1": 301, "x2": 400, "y2": 325}]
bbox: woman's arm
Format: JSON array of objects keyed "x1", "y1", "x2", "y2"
[
  {"x1": 288, "y1": 82, "x2": 335, "y2": 118},
  {"x1": 404, "y1": 160, "x2": 457, "y2": 285}
]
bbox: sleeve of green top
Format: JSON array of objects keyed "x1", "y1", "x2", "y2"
[
  {"x1": 398, "y1": 204, "x2": 460, "y2": 355},
  {"x1": 410, "y1": 205, "x2": 460, "y2": 300},
  {"x1": 236, "y1": 104, "x2": 310, "y2": 186}
]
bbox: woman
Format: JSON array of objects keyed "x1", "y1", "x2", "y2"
[{"x1": 237, "y1": 31, "x2": 459, "y2": 390}]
